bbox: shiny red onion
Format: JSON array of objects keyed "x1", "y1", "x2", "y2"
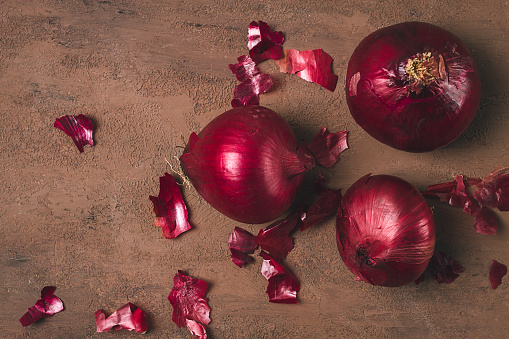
[
  {"x1": 345, "y1": 22, "x2": 481, "y2": 152},
  {"x1": 180, "y1": 105, "x2": 314, "y2": 224},
  {"x1": 336, "y1": 174, "x2": 435, "y2": 287}
]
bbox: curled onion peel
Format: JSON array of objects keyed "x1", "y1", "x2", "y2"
[
  {"x1": 19, "y1": 286, "x2": 64, "y2": 327},
  {"x1": 54, "y1": 114, "x2": 94, "y2": 153},
  {"x1": 181, "y1": 105, "x2": 315, "y2": 224},
  {"x1": 345, "y1": 22, "x2": 480, "y2": 152},
  {"x1": 94, "y1": 303, "x2": 147, "y2": 333},
  {"x1": 336, "y1": 174, "x2": 435, "y2": 287}
]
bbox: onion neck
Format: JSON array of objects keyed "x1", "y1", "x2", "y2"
[
  {"x1": 282, "y1": 146, "x2": 315, "y2": 179},
  {"x1": 404, "y1": 50, "x2": 445, "y2": 94},
  {"x1": 357, "y1": 246, "x2": 376, "y2": 267}
]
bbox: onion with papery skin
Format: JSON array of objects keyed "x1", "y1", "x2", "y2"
[
  {"x1": 345, "y1": 22, "x2": 481, "y2": 152},
  {"x1": 336, "y1": 174, "x2": 435, "y2": 287},
  {"x1": 180, "y1": 105, "x2": 315, "y2": 224}
]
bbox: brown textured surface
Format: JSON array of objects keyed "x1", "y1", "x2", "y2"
[{"x1": 1, "y1": 0, "x2": 508, "y2": 338}]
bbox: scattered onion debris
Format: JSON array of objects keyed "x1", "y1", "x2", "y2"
[
  {"x1": 489, "y1": 259, "x2": 507, "y2": 289},
  {"x1": 227, "y1": 169, "x2": 342, "y2": 267},
  {"x1": 423, "y1": 173, "x2": 498, "y2": 235},
  {"x1": 416, "y1": 251, "x2": 465, "y2": 284},
  {"x1": 227, "y1": 170, "x2": 342, "y2": 303},
  {"x1": 229, "y1": 55, "x2": 273, "y2": 107},
  {"x1": 231, "y1": 21, "x2": 339, "y2": 106},
  {"x1": 275, "y1": 49, "x2": 338, "y2": 92},
  {"x1": 54, "y1": 114, "x2": 94, "y2": 153},
  {"x1": 95, "y1": 302, "x2": 147, "y2": 333},
  {"x1": 168, "y1": 271, "x2": 211, "y2": 339},
  {"x1": 247, "y1": 21, "x2": 284, "y2": 63},
  {"x1": 260, "y1": 251, "x2": 300, "y2": 303},
  {"x1": 19, "y1": 286, "x2": 64, "y2": 327},
  {"x1": 149, "y1": 173, "x2": 192, "y2": 239}
]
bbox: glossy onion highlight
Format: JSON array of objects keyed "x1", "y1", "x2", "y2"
[
  {"x1": 336, "y1": 174, "x2": 435, "y2": 287},
  {"x1": 180, "y1": 105, "x2": 314, "y2": 224},
  {"x1": 345, "y1": 22, "x2": 481, "y2": 152}
]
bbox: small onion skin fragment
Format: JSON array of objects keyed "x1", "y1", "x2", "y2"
[
  {"x1": 336, "y1": 174, "x2": 435, "y2": 287},
  {"x1": 489, "y1": 260, "x2": 507, "y2": 289},
  {"x1": 180, "y1": 105, "x2": 314, "y2": 224},
  {"x1": 345, "y1": 22, "x2": 481, "y2": 152}
]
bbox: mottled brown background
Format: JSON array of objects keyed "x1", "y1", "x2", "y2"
[{"x1": 1, "y1": 0, "x2": 508, "y2": 338}]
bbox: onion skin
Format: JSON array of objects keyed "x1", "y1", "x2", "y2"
[
  {"x1": 345, "y1": 22, "x2": 481, "y2": 152},
  {"x1": 336, "y1": 174, "x2": 435, "y2": 287},
  {"x1": 180, "y1": 105, "x2": 314, "y2": 224}
]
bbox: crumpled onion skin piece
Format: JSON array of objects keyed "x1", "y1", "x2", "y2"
[
  {"x1": 275, "y1": 49, "x2": 338, "y2": 92},
  {"x1": 427, "y1": 251, "x2": 465, "y2": 284},
  {"x1": 489, "y1": 259, "x2": 507, "y2": 289},
  {"x1": 474, "y1": 166, "x2": 509, "y2": 211},
  {"x1": 260, "y1": 251, "x2": 300, "y2": 303},
  {"x1": 229, "y1": 55, "x2": 273, "y2": 108},
  {"x1": 257, "y1": 210, "x2": 301, "y2": 260},
  {"x1": 94, "y1": 302, "x2": 147, "y2": 333},
  {"x1": 300, "y1": 184, "x2": 342, "y2": 232},
  {"x1": 247, "y1": 21, "x2": 284, "y2": 63},
  {"x1": 168, "y1": 271, "x2": 211, "y2": 337},
  {"x1": 180, "y1": 106, "x2": 315, "y2": 224},
  {"x1": 308, "y1": 128, "x2": 348, "y2": 168},
  {"x1": 473, "y1": 206, "x2": 498, "y2": 235},
  {"x1": 54, "y1": 114, "x2": 94, "y2": 153},
  {"x1": 345, "y1": 22, "x2": 480, "y2": 152},
  {"x1": 228, "y1": 227, "x2": 259, "y2": 267},
  {"x1": 336, "y1": 174, "x2": 435, "y2": 287},
  {"x1": 149, "y1": 173, "x2": 192, "y2": 239},
  {"x1": 19, "y1": 286, "x2": 64, "y2": 327}
]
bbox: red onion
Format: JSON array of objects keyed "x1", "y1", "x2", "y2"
[
  {"x1": 345, "y1": 22, "x2": 481, "y2": 152},
  {"x1": 180, "y1": 105, "x2": 314, "y2": 224},
  {"x1": 336, "y1": 174, "x2": 435, "y2": 287}
]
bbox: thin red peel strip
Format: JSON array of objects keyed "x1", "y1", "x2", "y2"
[
  {"x1": 474, "y1": 166, "x2": 509, "y2": 211},
  {"x1": 260, "y1": 251, "x2": 300, "y2": 303},
  {"x1": 229, "y1": 56, "x2": 273, "y2": 107},
  {"x1": 423, "y1": 174, "x2": 498, "y2": 235},
  {"x1": 308, "y1": 128, "x2": 348, "y2": 168},
  {"x1": 426, "y1": 250, "x2": 465, "y2": 284},
  {"x1": 19, "y1": 286, "x2": 64, "y2": 327},
  {"x1": 275, "y1": 49, "x2": 338, "y2": 92},
  {"x1": 168, "y1": 271, "x2": 210, "y2": 334},
  {"x1": 228, "y1": 227, "x2": 259, "y2": 267},
  {"x1": 247, "y1": 21, "x2": 284, "y2": 63},
  {"x1": 94, "y1": 302, "x2": 147, "y2": 333},
  {"x1": 489, "y1": 259, "x2": 507, "y2": 289},
  {"x1": 54, "y1": 114, "x2": 94, "y2": 153},
  {"x1": 149, "y1": 173, "x2": 192, "y2": 239}
]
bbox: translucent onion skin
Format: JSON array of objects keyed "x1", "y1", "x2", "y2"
[
  {"x1": 345, "y1": 22, "x2": 481, "y2": 152},
  {"x1": 180, "y1": 106, "x2": 314, "y2": 224},
  {"x1": 336, "y1": 174, "x2": 435, "y2": 287}
]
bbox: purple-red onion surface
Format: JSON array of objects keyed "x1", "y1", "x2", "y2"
[
  {"x1": 336, "y1": 174, "x2": 435, "y2": 287},
  {"x1": 180, "y1": 105, "x2": 314, "y2": 224},
  {"x1": 345, "y1": 22, "x2": 481, "y2": 152}
]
